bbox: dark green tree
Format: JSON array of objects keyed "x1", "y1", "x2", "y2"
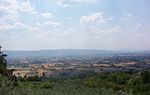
[
  {"x1": 0, "y1": 46, "x2": 7, "y2": 75},
  {"x1": 141, "y1": 70, "x2": 150, "y2": 84}
]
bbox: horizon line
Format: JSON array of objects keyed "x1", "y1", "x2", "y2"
[{"x1": 3, "y1": 49, "x2": 150, "y2": 52}]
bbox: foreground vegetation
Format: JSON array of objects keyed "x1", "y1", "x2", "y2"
[
  {"x1": 0, "y1": 74, "x2": 129, "y2": 95},
  {"x1": 0, "y1": 70, "x2": 150, "y2": 95}
]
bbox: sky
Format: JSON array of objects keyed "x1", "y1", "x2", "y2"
[{"x1": 0, "y1": 0, "x2": 150, "y2": 50}]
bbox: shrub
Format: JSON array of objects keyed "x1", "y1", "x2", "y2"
[{"x1": 41, "y1": 81, "x2": 53, "y2": 89}]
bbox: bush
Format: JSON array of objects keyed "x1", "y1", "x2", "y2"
[
  {"x1": 0, "y1": 74, "x2": 14, "y2": 95},
  {"x1": 127, "y1": 76, "x2": 142, "y2": 86},
  {"x1": 41, "y1": 81, "x2": 53, "y2": 89}
]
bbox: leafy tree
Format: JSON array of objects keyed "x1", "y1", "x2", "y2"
[
  {"x1": 27, "y1": 75, "x2": 41, "y2": 81},
  {"x1": 127, "y1": 76, "x2": 142, "y2": 86},
  {"x1": 141, "y1": 70, "x2": 150, "y2": 84},
  {"x1": 107, "y1": 72, "x2": 130, "y2": 85},
  {"x1": 0, "y1": 46, "x2": 7, "y2": 75}
]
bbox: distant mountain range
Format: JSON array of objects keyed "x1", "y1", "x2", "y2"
[{"x1": 4, "y1": 49, "x2": 150, "y2": 58}]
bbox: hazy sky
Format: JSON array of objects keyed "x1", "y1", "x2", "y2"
[{"x1": 0, "y1": 0, "x2": 150, "y2": 50}]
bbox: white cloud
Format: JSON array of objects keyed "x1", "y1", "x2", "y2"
[
  {"x1": 0, "y1": 0, "x2": 38, "y2": 19},
  {"x1": 80, "y1": 12, "x2": 106, "y2": 33},
  {"x1": 0, "y1": 22, "x2": 28, "y2": 31},
  {"x1": 108, "y1": 16, "x2": 113, "y2": 21},
  {"x1": 44, "y1": 21, "x2": 61, "y2": 26},
  {"x1": 0, "y1": 24, "x2": 16, "y2": 31},
  {"x1": 0, "y1": 0, "x2": 18, "y2": 24},
  {"x1": 0, "y1": 0, "x2": 42, "y2": 33},
  {"x1": 77, "y1": 0, "x2": 97, "y2": 3},
  {"x1": 28, "y1": 27, "x2": 40, "y2": 32},
  {"x1": 135, "y1": 23, "x2": 142, "y2": 29},
  {"x1": 57, "y1": 0, "x2": 71, "y2": 8},
  {"x1": 33, "y1": 21, "x2": 62, "y2": 38},
  {"x1": 19, "y1": 1, "x2": 34, "y2": 12},
  {"x1": 92, "y1": 25, "x2": 121, "y2": 34},
  {"x1": 0, "y1": 0, "x2": 38, "y2": 28},
  {"x1": 0, "y1": 0, "x2": 56, "y2": 33},
  {"x1": 18, "y1": 0, "x2": 38, "y2": 15},
  {"x1": 57, "y1": 0, "x2": 97, "y2": 7},
  {"x1": 66, "y1": 17, "x2": 73, "y2": 20},
  {"x1": 43, "y1": 21, "x2": 61, "y2": 26},
  {"x1": 80, "y1": 12, "x2": 122, "y2": 34},
  {"x1": 40, "y1": 13, "x2": 53, "y2": 19},
  {"x1": 34, "y1": 27, "x2": 75, "y2": 40},
  {"x1": 36, "y1": 21, "x2": 61, "y2": 28},
  {"x1": 80, "y1": 12, "x2": 105, "y2": 26},
  {"x1": 1, "y1": 0, "x2": 72, "y2": 39}
]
